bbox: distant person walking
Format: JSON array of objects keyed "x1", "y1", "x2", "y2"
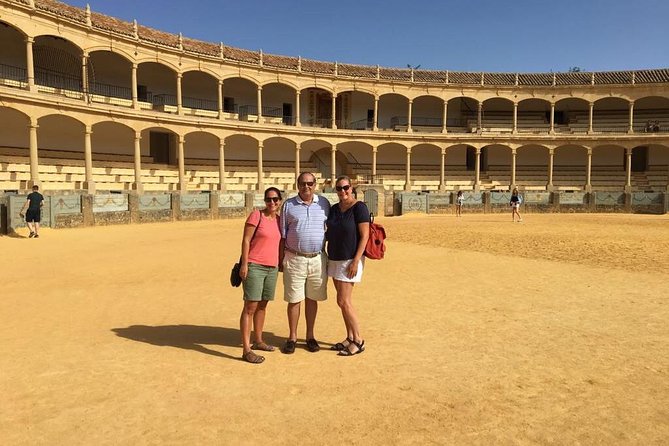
[
  {"x1": 238, "y1": 187, "x2": 283, "y2": 364},
  {"x1": 19, "y1": 185, "x2": 44, "y2": 238},
  {"x1": 455, "y1": 190, "x2": 464, "y2": 217},
  {"x1": 326, "y1": 176, "x2": 370, "y2": 356},
  {"x1": 279, "y1": 172, "x2": 329, "y2": 354},
  {"x1": 510, "y1": 188, "x2": 523, "y2": 223}
]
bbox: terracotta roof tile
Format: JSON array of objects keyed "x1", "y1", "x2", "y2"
[
  {"x1": 137, "y1": 25, "x2": 179, "y2": 48},
  {"x1": 264, "y1": 54, "x2": 299, "y2": 70},
  {"x1": 90, "y1": 12, "x2": 134, "y2": 36},
  {"x1": 595, "y1": 71, "x2": 632, "y2": 84},
  {"x1": 518, "y1": 73, "x2": 553, "y2": 86},
  {"x1": 379, "y1": 67, "x2": 411, "y2": 81},
  {"x1": 337, "y1": 63, "x2": 377, "y2": 79},
  {"x1": 413, "y1": 70, "x2": 449, "y2": 83},
  {"x1": 301, "y1": 59, "x2": 335, "y2": 75},
  {"x1": 555, "y1": 72, "x2": 590, "y2": 85},
  {"x1": 484, "y1": 73, "x2": 516, "y2": 85},
  {"x1": 634, "y1": 69, "x2": 669, "y2": 83},
  {"x1": 448, "y1": 72, "x2": 481, "y2": 85},
  {"x1": 222, "y1": 46, "x2": 259, "y2": 64},
  {"x1": 182, "y1": 38, "x2": 219, "y2": 56},
  {"x1": 35, "y1": 0, "x2": 86, "y2": 23}
]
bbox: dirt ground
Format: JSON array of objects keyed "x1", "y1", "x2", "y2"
[{"x1": 1, "y1": 212, "x2": 668, "y2": 445}]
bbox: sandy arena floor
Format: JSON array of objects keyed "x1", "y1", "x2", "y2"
[{"x1": 1, "y1": 212, "x2": 668, "y2": 445}]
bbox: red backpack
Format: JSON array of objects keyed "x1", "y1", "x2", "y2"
[{"x1": 364, "y1": 213, "x2": 386, "y2": 260}]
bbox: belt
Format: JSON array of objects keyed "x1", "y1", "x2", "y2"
[{"x1": 285, "y1": 247, "x2": 321, "y2": 258}]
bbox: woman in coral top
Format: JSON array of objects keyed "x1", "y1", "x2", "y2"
[{"x1": 239, "y1": 187, "x2": 282, "y2": 364}]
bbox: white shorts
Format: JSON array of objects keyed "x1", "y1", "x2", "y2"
[
  {"x1": 327, "y1": 258, "x2": 364, "y2": 283},
  {"x1": 282, "y1": 251, "x2": 328, "y2": 303}
]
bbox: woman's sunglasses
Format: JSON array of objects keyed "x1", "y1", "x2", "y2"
[
  {"x1": 335, "y1": 185, "x2": 351, "y2": 192},
  {"x1": 264, "y1": 197, "x2": 281, "y2": 203}
]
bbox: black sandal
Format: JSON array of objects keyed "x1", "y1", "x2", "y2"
[
  {"x1": 338, "y1": 340, "x2": 365, "y2": 356},
  {"x1": 330, "y1": 337, "x2": 353, "y2": 351}
]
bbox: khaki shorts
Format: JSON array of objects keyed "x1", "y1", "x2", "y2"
[{"x1": 282, "y1": 251, "x2": 328, "y2": 303}]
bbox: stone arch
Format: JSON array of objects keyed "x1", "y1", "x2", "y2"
[
  {"x1": 299, "y1": 88, "x2": 335, "y2": 128},
  {"x1": 182, "y1": 70, "x2": 219, "y2": 112},
  {"x1": 37, "y1": 114, "x2": 86, "y2": 158},
  {"x1": 88, "y1": 50, "x2": 133, "y2": 99},
  {"x1": 91, "y1": 121, "x2": 135, "y2": 160},
  {"x1": 0, "y1": 106, "x2": 31, "y2": 150},
  {"x1": 446, "y1": 96, "x2": 479, "y2": 132},
  {"x1": 0, "y1": 21, "x2": 29, "y2": 82},
  {"x1": 378, "y1": 93, "x2": 409, "y2": 130},
  {"x1": 335, "y1": 90, "x2": 375, "y2": 130},
  {"x1": 633, "y1": 96, "x2": 669, "y2": 132},
  {"x1": 482, "y1": 97, "x2": 514, "y2": 131},
  {"x1": 593, "y1": 97, "x2": 631, "y2": 132},
  {"x1": 33, "y1": 35, "x2": 84, "y2": 91},
  {"x1": 412, "y1": 95, "x2": 444, "y2": 130},
  {"x1": 555, "y1": 98, "x2": 590, "y2": 132},
  {"x1": 136, "y1": 62, "x2": 178, "y2": 106},
  {"x1": 262, "y1": 82, "x2": 297, "y2": 124},
  {"x1": 302, "y1": 139, "x2": 346, "y2": 182}
]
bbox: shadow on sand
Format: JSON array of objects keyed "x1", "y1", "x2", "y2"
[{"x1": 112, "y1": 324, "x2": 284, "y2": 361}]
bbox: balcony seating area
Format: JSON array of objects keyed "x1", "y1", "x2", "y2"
[{"x1": 0, "y1": 147, "x2": 320, "y2": 192}]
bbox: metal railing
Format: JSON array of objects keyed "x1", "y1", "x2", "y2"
[
  {"x1": 183, "y1": 96, "x2": 218, "y2": 111},
  {"x1": 35, "y1": 69, "x2": 82, "y2": 91},
  {"x1": 238, "y1": 104, "x2": 283, "y2": 117},
  {"x1": 302, "y1": 118, "x2": 333, "y2": 128},
  {"x1": 152, "y1": 94, "x2": 178, "y2": 106},
  {"x1": 0, "y1": 63, "x2": 27, "y2": 82},
  {"x1": 89, "y1": 81, "x2": 132, "y2": 99}
]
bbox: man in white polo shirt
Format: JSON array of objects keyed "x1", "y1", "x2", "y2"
[{"x1": 279, "y1": 172, "x2": 330, "y2": 354}]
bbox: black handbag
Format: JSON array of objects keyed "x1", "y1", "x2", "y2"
[{"x1": 230, "y1": 211, "x2": 261, "y2": 287}]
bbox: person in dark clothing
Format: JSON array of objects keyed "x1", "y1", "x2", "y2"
[
  {"x1": 19, "y1": 185, "x2": 44, "y2": 238},
  {"x1": 510, "y1": 187, "x2": 523, "y2": 223},
  {"x1": 326, "y1": 176, "x2": 370, "y2": 356}
]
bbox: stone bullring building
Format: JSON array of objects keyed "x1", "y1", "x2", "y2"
[{"x1": 1, "y1": 0, "x2": 668, "y2": 228}]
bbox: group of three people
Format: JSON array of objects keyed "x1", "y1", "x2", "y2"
[{"x1": 238, "y1": 172, "x2": 370, "y2": 364}]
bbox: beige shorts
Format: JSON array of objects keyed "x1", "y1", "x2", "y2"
[{"x1": 282, "y1": 251, "x2": 328, "y2": 303}]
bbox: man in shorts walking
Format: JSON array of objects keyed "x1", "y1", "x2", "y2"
[
  {"x1": 19, "y1": 185, "x2": 44, "y2": 238},
  {"x1": 279, "y1": 172, "x2": 329, "y2": 354}
]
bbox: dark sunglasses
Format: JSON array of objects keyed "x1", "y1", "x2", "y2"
[
  {"x1": 298, "y1": 181, "x2": 315, "y2": 187},
  {"x1": 335, "y1": 185, "x2": 351, "y2": 192},
  {"x1": 264, "y1": 197, "x2": 280, "y2": 203}
]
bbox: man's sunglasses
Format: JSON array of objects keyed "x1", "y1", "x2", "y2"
[
  {"x1": 298, "y1": 181, "x2": 315, "y2": 187},
  {"x1": 335, "y1": 185, "x2": 351, "y2": 192},
  {"x1": 264, "y1": 197, "x2": 280, "y2": 203}
]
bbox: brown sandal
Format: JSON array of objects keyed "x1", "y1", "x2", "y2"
[
  {"x1": 242, "y1": 350, "x2": 265, "y2": 364},
  {"x1": 251, "y1": 342, "x2": 275, "y2": 352}
]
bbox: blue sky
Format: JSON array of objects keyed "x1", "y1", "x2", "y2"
[{"x1": 69, "y1": 0, "x2": 669, "y2": 73}]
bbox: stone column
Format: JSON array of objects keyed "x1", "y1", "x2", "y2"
[
  {"x1": 405, "y1": 147, "x2": 411, "y2": 191},
  {"x1": 588, "y1": 102, "x2": 594, "y2": 133},
  {"x1": 477, "y1": 102, "x2": 483, "y2": 131},
  {"x1": 131, "y1": 63, "x2": 138, "y2": 109},
  {"x1": 218, "y1": 138, "x2": 226, "y2": 191},
  {"x1": 511, "y1": 148, "x2": 517, "y2": 190},
  {"x1": 407, "y1": 100, "x2": 413, "y2": 133},
  {"x1": 512, "y1": 102, "x2": 518, "y2": 133},
  {"x1": 177, "y1": 135, "x2": 186, "y2": 191},
  {"x1": 294, "y1": 143, "x2": 301, "y2": 189},
  {"x1": 295, "y1": 90, "x2": 301, "y2": 126},
  {"x1": 474, "y1": 147, "x2": 481, "y2": 191},
  {"x1": 217, "y1": 79, "x2": 223, "y2": 119},
  {"x1": 547, "y1": 148, "x2": 554, "y2": 190},
  {"x1": 84, "y1": 125, "x2": 95, "y2": 193},
  {"x1": 331, "y1": 94, "x2": 337, "y2": 129},
  {"x1": 628, "y1": 101, "x2": 634, "y2": 133},
  {"x1": 257, "y1": 142, "x2": 264, "y2": 191},
  {"x1": 133, "y1": 131, "x2": 143, "y2": 192},
  {"x1": 586, "y1": 147, "x2": 593, "y2": 192},
  {"x1": 176, "y1": 73, "x2": 183, "y2": 115},
  {"x1": 625, "y1": 147, "x2": 633, "y2": 191},
  {"x1": 330, "y1": 144, "x2": 337, "y2": 185},
  {"x1": 550, "y1": 102, "x2": 555, "y2": 134},
  {"x1": 442, "y1": 100, "x2": 448, "y2": 133},
  {"x1": 373, "y1": 96, "x2": 379, "y2": 131},
  {"x1": 440, "y1": 147, "x2": 446, "y2": 191},
  {"x1": 28, "y1": 121, "x2": 40, "y2": 187},
  {"x1": 81, "y1": 51, "x2": 89, "y2": 96},
  {"x1": 371, "y1": 146, "x2": 378, "y2": 183},
  {"x1": 25, "y1": 37, "x2": 35, "y2": 91},
  {"x1": 256, "y1": 86, "x2": 263, "y2": 123}
]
